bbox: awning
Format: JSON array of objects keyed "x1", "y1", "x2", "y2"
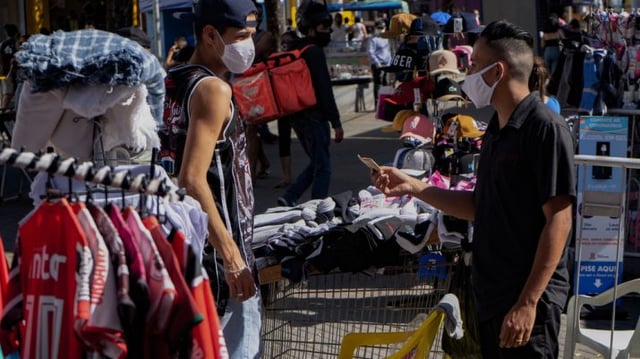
[
  {"x1": 327, "y1": 0, "x2": 408, "y2": 12},
  {"x1": 139, "y1": 0, "x2": 191, "y2": 13}
]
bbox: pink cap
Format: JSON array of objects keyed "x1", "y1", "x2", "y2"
[{"x1": 400, "y1": 114, "x2": 435, "y2": 144}]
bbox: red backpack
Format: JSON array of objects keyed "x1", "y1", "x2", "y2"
[{"x1": 232, "y1": 45, "x2": 317, "y2": 124}]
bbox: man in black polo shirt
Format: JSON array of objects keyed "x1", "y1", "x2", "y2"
[{"x1": 371, "y1": 20, "x2": 575, "y2": 359}]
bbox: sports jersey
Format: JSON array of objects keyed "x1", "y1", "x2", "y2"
[
  {"x1": 86, "y1": 203, "x2": 136, "y2": 341},
  {"x1": 143, "y1": 216, "x2": 202, "y2": 358},
  {"x1": 71, "y1": 203, "x2": 127, "y2": 358},
  {"x1": 168, "y1": 229, "x2": 228, "y2": 359},
  {"x1": 1, "y1": 199, "x2": 92, "y2": 359},
  {"x1": 0, "y1": 238, "x2": 18, "y2": 356},
  {"x1": 108, "y1": 204, "x2": 149, "y2": 358},
  {"x1": 121, "y1": 206, "x2": 176, "y2": 359}
]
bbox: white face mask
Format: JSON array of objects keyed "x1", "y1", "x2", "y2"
[
  {"x1": 461, "y1": 63, "x2": 499, "y2": 108},
  {"x1": 215, "y1": 31, "x2": 255, "y2": 74}
]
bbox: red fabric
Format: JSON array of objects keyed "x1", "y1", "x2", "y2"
[
  {"x1": 1, "y1": 200, "x2": 92, "y2": 359},
  {"x1": 169, "y1": 229, "x2": 229, "y2": 359},
  {"x1": 142, "y1": 216, "x2": 202, "y2": 359},
  {"x1": 384, "y1": 76, "x2": 434, "y2": 105}
]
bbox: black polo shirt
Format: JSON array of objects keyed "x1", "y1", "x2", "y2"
[{"x1": 473, "y1": 94, "x2": 576, "y2": 322}]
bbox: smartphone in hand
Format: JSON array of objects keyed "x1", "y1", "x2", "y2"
[{"x1": 358, "y1": 154, "x2": 381, "y2": 172}]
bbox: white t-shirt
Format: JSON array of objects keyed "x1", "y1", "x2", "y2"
[{"x1": 352, "y1": 22, "x2": 366, "y2": 41}]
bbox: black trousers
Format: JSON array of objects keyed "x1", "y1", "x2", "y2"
[
  {"x1": 371, "y1": 65, "x2": 387, "y2": 105},
  {"x1": 479, "y1": 299, "x2": 562, "y2": 359}
]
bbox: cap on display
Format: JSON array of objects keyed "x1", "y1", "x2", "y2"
[
  {"x1": 400, "y1": 113, "x2": 436, "y2": 144},
  {"x1": 433, "y1": 77, "x2": 465, "y2": 102},
  {"x1": 427, "y1": 49, "x2": 460, "y2": 76}
]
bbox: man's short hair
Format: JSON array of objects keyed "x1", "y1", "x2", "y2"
[{"x1": 480, "y1": 20, "x2": 534, "y2": 83}]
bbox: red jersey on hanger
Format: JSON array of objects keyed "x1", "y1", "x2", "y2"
[
  {"x1": 1, "y1": 199, "x2": 92, "y2": 359},
  {"x1": 167, "y1": 228, "x2": 228, "y2": 359}
]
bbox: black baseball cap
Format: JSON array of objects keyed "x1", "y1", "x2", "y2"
[
  {"x1": 433, "y1": 77, "x2": 465, "y2": 102},
  {"x1": 192, "y1": 0, "x2": 258, "y2": 28}
]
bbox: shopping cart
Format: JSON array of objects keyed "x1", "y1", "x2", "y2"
[
  {"x1": 260, "y1": 250, "x2": 455, "y2": 358},
  {"x1": 565, "y1": 154, "x2": 640, "y2": 359}
]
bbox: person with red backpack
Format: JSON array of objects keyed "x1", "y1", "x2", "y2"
[{"x1": 277, "y1": 0, "x2": 343, "y2": 207}]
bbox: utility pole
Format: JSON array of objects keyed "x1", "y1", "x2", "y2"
[{"x1": 265, "y1": 0, "x2": 282, "y2": 50}]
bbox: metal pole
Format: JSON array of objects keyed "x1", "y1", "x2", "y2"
[{"x1": 152, "y1": 0, "x2": 162, "y2": 59}]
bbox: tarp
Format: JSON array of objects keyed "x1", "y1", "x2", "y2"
[
  {"x1": 328, "y1": 0, "x2": 408, "y2": 12},
  {"x1": 139, "y1": 0, "x2": 191, "y2": 12}
]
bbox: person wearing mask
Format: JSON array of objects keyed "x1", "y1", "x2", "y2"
[
  {"x1": 277, "y1": 0, "x2": 343, "y2": 206},
  {"x1": 529, "y1": 56, "x2": 560, "y2": 114},
  {"x1": 372, "y1": 20, "x2": 575, "y2": 358},
  {"x1": 541, "y1": 15, "x2": 563, "y2": 74},
  {"x1": 159, "y1": 0, "x2": 261, "y2": 357},
  {"x1": 368, "y1": 20, "x2": 391, "y2": 105},
  {"x1": 274, "y1": 30, "x2": 302, "y2": 189},
  {"x1": 1, "y1": 24, "x2": 19, "y2": 108}
]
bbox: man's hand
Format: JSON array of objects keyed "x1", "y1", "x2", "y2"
[
  {"x1": 334, "y1": 127, "x2": 344, "y2": 143},
  {"x1": 371, "y1": 166, "x2": 424, "y2": 197},
  {"x1": 499, "y1": 302, "x2": 537, "y2": 348},
  {"x1": 224, "y1": 264, "x2": 256, "y2": 302}
]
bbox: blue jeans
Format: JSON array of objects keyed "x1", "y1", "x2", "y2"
[
  {"x1": 282, "y1": 117, "x2": 332, "y2": 203},
  {"x1": 221, "y1": 293, "x2": 263, "y2": 359},
  {"x1": 543, "y1": 46, "x2": 560, "y2": 74}
]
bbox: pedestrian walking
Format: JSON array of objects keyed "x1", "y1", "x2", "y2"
[
  {"x1": 159, "y1": 0, "x2": 262, "y2": 357},
  {"x1": 277, "y1": 0, "x2": 343, "y2": 206},
  {"x1": 368, "y1": 20, "x2": 391, "y2": 106}
]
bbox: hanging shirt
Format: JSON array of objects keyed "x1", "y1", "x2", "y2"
[
  {"x1": 71, "y1": 203, "x2": 127, "y2": 359},
  {"x1": 108, "y1": 204, "x2": 150, "y2": 358},
  {"x1": 142, "y1": 216, "x2": 202, "y2": 359},
  {"x1": 0, "y1": 238, "x2": 18, "y2": 356},
  {"x1": 1, "y1": 199, "x2": 92, "y2": 359},
  {"x1": 86, "y1": 203, "x2": 137, "y2": 350},
  {"x1": 121, "y1": 206, "x2": 176, "y2": 359},
  {"x1": 168, "y1": 228, "x2": 228, "y2": 359}
]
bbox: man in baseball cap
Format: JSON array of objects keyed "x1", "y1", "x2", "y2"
[{"x1": 163, "y1": 1, "x2": 262, "y2": 358}]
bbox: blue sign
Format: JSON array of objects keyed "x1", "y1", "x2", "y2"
[{"x1": 576, "y1": 116, "x2": 628, "y2": 294}]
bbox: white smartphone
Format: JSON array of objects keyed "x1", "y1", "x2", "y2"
[{"x1": 358, "y1": 154, "x2": 381, "y2": 172}]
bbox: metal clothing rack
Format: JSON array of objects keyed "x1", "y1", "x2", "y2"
[{"x1": 0, "y1": 147, "x2": 184, "y2": 202}]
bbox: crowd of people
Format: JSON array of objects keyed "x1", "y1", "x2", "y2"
[{"x1": 0, "y1": 1, "x2": 582, "y2": 358}]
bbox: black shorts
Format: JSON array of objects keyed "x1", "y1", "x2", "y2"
[{"x1": 479, "y1": 298, "x2": 562, "y2": 359}]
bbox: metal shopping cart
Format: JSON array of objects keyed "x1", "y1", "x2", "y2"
[
  {"x1": 565, "y1": 154, "x2": 640, "y2": 359},
  {"x1": 260, "y1": 250, "x2": 456, "y2": 358}
]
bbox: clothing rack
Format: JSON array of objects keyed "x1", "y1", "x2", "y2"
[{"x1": 0, "y1": 147, "x2": 185, "y2": 201}]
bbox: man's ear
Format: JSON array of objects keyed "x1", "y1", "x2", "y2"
[
  {"x1": 495, "y1": 61, "x2": 506, "y2": 81},
  {"x1": 203, "y1": 24, "x2": 218, "y2": 46}
]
